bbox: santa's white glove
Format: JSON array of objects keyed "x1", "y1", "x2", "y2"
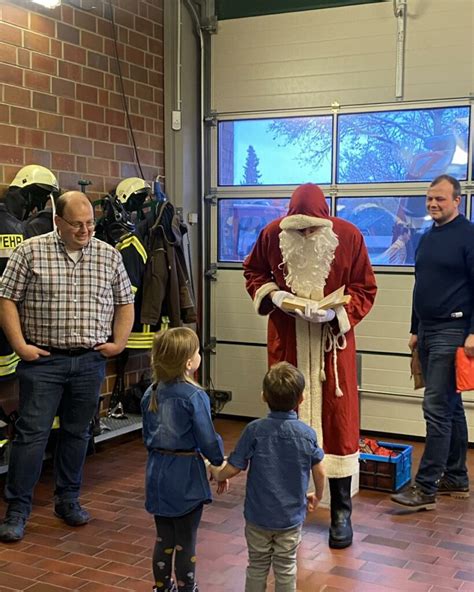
[
  {"x1": 296, "y1": 305, "x2": 335, "y2": 323},
  {"x1": 271, "y1": 290, "x2": 294, "y2": 310}
]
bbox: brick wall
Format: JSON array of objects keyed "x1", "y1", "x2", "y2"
[{"x1": 0, "y1": 0, "x2": 164, "y2": 409}]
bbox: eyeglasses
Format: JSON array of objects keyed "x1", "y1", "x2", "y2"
[{"x1": 59, "y1": 217, "x2": 95, "y2": 230}]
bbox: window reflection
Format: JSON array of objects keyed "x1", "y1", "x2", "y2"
[
  {"x1": 337, "y1": 196, "x2": 466, "y2": 265},
  {"x1": 337, "y1": 106, "x2": 470, "y2": 184}
]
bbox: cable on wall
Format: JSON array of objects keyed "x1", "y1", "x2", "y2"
[{"x1": 107, "y1": 0, "x2": 146, "y2": 180}]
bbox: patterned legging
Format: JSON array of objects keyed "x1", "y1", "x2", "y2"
[{"x1": 153, "y1": 504, "x2": 203, "y2": 592}]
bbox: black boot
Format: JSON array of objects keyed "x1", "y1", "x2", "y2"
[{"x1": 328, "y1": 476, "x2": 353, "y2": 549}]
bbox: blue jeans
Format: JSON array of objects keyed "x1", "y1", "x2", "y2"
[
  {"x1": 5, "y1": 351, "x2": 106, "y2": 517},
  {"x1": 416, "y1": 327, "x2": 469, "y2": 494}
]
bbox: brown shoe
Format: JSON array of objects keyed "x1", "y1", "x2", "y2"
[
  {"x1": 437, "y1": 477, "x2": 470, "y2": 499},
  {"x1": 391, "y1": 484, "x2": 436, "y2": 511}
]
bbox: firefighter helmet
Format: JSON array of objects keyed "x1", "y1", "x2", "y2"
[
  {"x1": 10, "y1": 164, "x2": 59, "y2": 194},
  {"x1": 115, "y1": 177, "x2": 151, "y2": 211},
  {"x1": 9, "y1": 165, "x2": 59, "y2": 218}
]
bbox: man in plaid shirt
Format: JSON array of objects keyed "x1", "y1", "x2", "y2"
[{"x1": 0, "y1": 191, "x2": 134, "y2": 542}]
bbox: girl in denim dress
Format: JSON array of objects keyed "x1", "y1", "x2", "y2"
[{"x1": 141, "y1": 327, "x2": 226, "y2": 592}]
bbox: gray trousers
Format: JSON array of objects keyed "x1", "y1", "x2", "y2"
[{"x1": 245, "y1": 521, "x2": 302, "y2": 592}]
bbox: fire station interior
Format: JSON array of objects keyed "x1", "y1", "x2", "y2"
[{"x1": 0, "y1": 0, "x2": 473, "y2": 590}]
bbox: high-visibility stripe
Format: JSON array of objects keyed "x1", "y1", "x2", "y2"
[
  {"x1": 0, "y1": 234, "x2": 23, "y2": 249},
  {"x1": 0, "y1": 353, "x2": 20, "y2": 376},
  {"x1": 117, "y1": 235, "x2": 147, "y2": 265},
  {"x1": 126, "y1": 330, "x2": 154, "y2": 350}
]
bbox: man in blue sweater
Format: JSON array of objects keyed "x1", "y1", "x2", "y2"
[{"x1": 391, "y1": 174, "x2": 472, "y2": 511}]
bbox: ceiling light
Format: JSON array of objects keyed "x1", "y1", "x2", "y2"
[{"x1": 31, "y1": 0, "x2": 62, "y2": 8}]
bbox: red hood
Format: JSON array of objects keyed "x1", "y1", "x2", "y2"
[{"x1": 287, "y1": 183, "x2": 329, "y2": 219}]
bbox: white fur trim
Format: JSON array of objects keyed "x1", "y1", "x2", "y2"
[
  {"x1": 323, "y1": 451, "x2": 360, "y2": 479},
  {"x1": 254, "y1": 282, "x2": 279, "y2": 315},
  {"x1": 334, "y1": 305, "x2": 351, "y2": 335},
  {"x1": 280, "y1": 215, "x2": 333, "y2": 231}
]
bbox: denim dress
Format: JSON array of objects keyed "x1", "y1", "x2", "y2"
[{"x1": 141, "y1": 380, "x2": 224, "y2": 517}]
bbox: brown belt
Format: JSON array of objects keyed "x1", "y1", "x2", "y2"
[{"x1": 156, "y1": 449, "x2": 199, "y2": 457}]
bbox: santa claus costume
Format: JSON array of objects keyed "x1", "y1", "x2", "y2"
[{"x1": 243, "y1": 183, "x2": 377, "y2": 548}]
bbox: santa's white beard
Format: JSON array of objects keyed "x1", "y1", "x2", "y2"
[{"x1": 279, "y1": 227, "x2": 338, "y2": 299}]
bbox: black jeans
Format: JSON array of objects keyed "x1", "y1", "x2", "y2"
[{"x1": 153, "y1": 504, "x2": 203, "y2": 592}]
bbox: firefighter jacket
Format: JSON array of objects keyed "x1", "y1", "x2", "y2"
[
  {"x1": 115, "y1": 201, "x2": 196, "y2": 349},
  {"x1": 0, "y1": 203, "x2": 24, "y2": 377}
]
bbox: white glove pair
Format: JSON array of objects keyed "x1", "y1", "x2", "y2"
[{"x1": 271, "y1": 291, "x2": 335, "y2": 324}]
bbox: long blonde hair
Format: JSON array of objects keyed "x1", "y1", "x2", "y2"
[{"x1": 148, "y1": 327, "x2": 200, "y2": 412}]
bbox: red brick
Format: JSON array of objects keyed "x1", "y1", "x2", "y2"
[
  {"x1": 104, "y1": 73, "x2": 115, "y2": 90},
  {"x1": 128, "y1": 97, "x2": 139, "y2": 114},
  {"x1": 103, "y1": 38, "x2": 124, "y2": 59},
  {"x1": 0, "y1": 41, "x2": 17, "y2": 65},
  {"x1": 63, "y1": 42, "x2": 86, "y2": 64},
  {"x1": 125, "y1": 45, "x2": 144, "y2": 66},
  {"x1": 24, "y1": 70, "x2": 50, "y2": 92},
  {"x1": 52, "y1": 77, "x2": 75, "y2": 99},
  {"x1": 58, "y1": 60, "x2": 81, "y2": 81},
  {"x1": 74, "y1": 9, "x2": 97, "y2": 33},
  {"x1": 58, "y1": 97, "x2": 81, "y2": 118},
  {"x1": 45, "y1": 133, "x2": 70, "y2": 153},
  {"x1": 134, "y1": 16, "x2": 154, "y2": 37},
  {"x1": 38, "y1": 112, "x2": 63, "y2": 132},
  {"x1": 139, "y1": 100, "x2": 158, "y2": 119},
  {"x1": 52, "y1": 153, "x2": 75, "y2": 171},
  {"x1": 129, "y1": 65, "x2": 148, "y2": 84},
  {"x1": 110, "y1": 59, "x2": 129, "y2": 78},
  {"x1": 24, "y1": 31, "x2": 50, "y2": 54},
  {"x1": 23, "y1": 148, "x2": 51, "y2": 168},
  {"x1": 64, "y1": 117, "x2": 87, "y2": 137},
  {"x1": 87, "y1": 157, "x2": 110, "y2": 176},
  {"x1": 33, "y1": 92, "x2": 57, "y2": 113},
  {"x1": 4, "y1": 85, "x2": 31, "y2": 108},
  {"x1": 117, "y1": 77, "x2": 134, "y2": 96},
  {"x1": 76, "y1": 155, "x2": 87, "y2": 173},
  {"x1": 32, "y1": 53, "x2": 57, "y2": 75},
  {"x1": 0, "y1": 144, "x2": 24, "y2": 165},
  {"x1": 97, "y1": 18, "x2": 114, "y2": 40},
  {"x1": 50, "y1": 39, "x2": 62, "y2": 59},
  {"x1": 71, "y1": 137, "x2": 93, "y2": 156},
  {"x1": 11, "y1": 106, "x2": 37, "y2": 127},
  {"x1": 30, "y1": 13, "x2": 56, "y2": 37},
  {"x1": 98, "y1": 89, "x2": 109, "y2": 107},
  {"x1": 108, "y1": 92, "x2": 123, "y2": 110},
  {"x1": 116, "y1": 145, "x2": 134, "y2": 161},
  {"x1": 93, "y1": 141, "x2": 114, "y2": 159},
  {"x1": 18, "y1": 128, "x2": 45, "y2": 149},
  {"x1": 129, "y1": 114, "x2": 145, "y2": 132},
  {"x1": 57, "y1": 22, "x2": 79, "y2": 45},
  {"x1": 148, "y1": 37, "x2": 162, "y2": 56},
  {"x1": 77, "y1": 83, "x2": 98, "y2": 104},
  {"x1": 0, "y1": 22, "x2": 21, "y2": 45},
  {"x1": 81, "y1": 66, "x2": 104, "y2": 88},
  {"x1": 105, "y1": 108, "x2": 124, "y2": 127},
  {"x1": 82, "y1": 104, "x2": 104, "y2": 123},
  {"x1": 60, "y1": 3, "x2": 74, "y2": 25},
  {"x1": 81, "y1": 31, "x2": 103, "y2": 52},
  {"x1": 0, "y1": 124, "x2": 16, "y2": 145},
  {"x1": 87, "y1": 122, "x2": 109, "y2": 141},
  {"x1": 17, "y1": 48, "x2": 30, "y2": 68},
  {"x1": 120, "y1": 162, "x2": 140, "y2": 178},
  {"x1": 135, "y1": 82, "x2": 153, "y2": 101},
  {"x1": 0, "y1": 104, "x2": 9, "y2": 124},
  {"x1": 110, "y1": 126, "x2": 129, "y2": 144},
  {"x1": 2, "y1": 4, "x2": 28, "y2": 28},
  {"x1": 148, "y1": 5, "x2": 164, "y2": 25},
  {"x1": 88, "y1": 50, "x2": 109, "y2": 72},
  {"x1": 109, "y1": 162, "x2": 120, "y2": 178},
  {"x1": 145, "y1": 52, "x2": 153, "y2": 70}
]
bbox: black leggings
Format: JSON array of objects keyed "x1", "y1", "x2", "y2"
[{"x1": 153, "y1": 504, "x2": 203, "y2": 592}]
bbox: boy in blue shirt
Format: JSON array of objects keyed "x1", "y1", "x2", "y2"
[{"x1": 211, "y1": 361, "x2": 325, "y2": 592}]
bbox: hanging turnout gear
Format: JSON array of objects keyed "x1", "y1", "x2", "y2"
[
  {"x1": 0, "y1": 202, "x2": 24, "y2": 378},
  {"x1": 115, "y1": 177, "x2": 152, "y2": 213},
  {"x1": 7, "y1": 164, "x2": 58, "y2": 221},
  {"x1": 94, "y1": 194, "x2": 135, "y2": 247}
]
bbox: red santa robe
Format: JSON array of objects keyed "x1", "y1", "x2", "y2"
[{"x1": 243, "y1": 184, "x2": 377, "y2": 479}]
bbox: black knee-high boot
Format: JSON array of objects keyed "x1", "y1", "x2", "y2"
[{"x1": 328, "y1": 476, "x2": 353, "y2": 549}]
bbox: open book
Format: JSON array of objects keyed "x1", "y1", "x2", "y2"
[{"x1": 280, "y1": 285, "x2": 351, "y2": 313}]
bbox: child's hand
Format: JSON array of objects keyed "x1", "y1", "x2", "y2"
[
  {"x1": 306, "y1": 492, "x2": 319, "y2": 512},
  {"x1": 216, "y1": 479, "x2": 229, "y2": 494}
]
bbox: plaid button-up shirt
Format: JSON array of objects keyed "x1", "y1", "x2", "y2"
[{"x1": 0, "y1": 232, "x2": 134, "y2": 348}]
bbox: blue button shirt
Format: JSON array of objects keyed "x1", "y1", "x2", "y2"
[
  {"x1": 141, "y1": 380, "x2": 224, "y2": 517},
  {"x1": 228, "y1": 410, "x2": 324, "y2": 530}
]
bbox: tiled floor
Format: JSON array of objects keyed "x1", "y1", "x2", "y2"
[{"x1": 0, "y1": 418, "x2": 473, "y2": 592}]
